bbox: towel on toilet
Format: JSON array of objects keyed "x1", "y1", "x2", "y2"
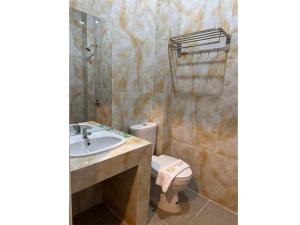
[{"x1": 156, "y1": 159, "x2": 190, "y2": 193}]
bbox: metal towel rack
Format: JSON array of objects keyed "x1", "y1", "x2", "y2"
[
  {"x1": 168, "y1": 27, "x2": 231, "y2": 58},
  {"x1": 168, "y1": 27, "x2": 231, "y2": 96}
]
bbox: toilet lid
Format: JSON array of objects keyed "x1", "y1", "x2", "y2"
[
  {"x1": 151, "y1": 155, "x2": 192, "y2": 180},
  {"x1": 130, "y1": 122, "x2": 157, "y2": 131}
]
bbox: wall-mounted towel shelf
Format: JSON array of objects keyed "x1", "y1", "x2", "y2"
[
  {"x1": 169, "y1": 27, "x2": 231, "y2": 59},
  {"x1": 168, "y1": 27, "x2": 231, "y2": 96}
]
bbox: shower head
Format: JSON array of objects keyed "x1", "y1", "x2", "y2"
[{"x1": 85, "y1": 44, "x2": 98, "y2": 52}]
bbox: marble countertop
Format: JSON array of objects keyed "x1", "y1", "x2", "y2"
[{"x1": 70, "y1": 121, "x2": 152, "y2": 172}]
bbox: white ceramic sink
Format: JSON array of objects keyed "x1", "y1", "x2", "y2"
[{"x1": 70, "y1": 131, "x2": 127, "y2": 158}]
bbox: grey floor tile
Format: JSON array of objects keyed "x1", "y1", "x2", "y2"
[
  {"x1": 73, "y1": 203, "x2": 111, "y2": 225},
  {"x1": 149, "y1": 179, "x2": 168, "y2": 225},
  {"x1": 93, "y1": 213, "x2": 124, "y2": 225},
  {"x1": 189, "y1": 201, "x2": 237, "y2": 225},
  {"x1": 151, "y1": 188, "x2": 209, "y2": 225},
  {"x1": 148, "y1": 204, "x2": 168, "y2": 225}
]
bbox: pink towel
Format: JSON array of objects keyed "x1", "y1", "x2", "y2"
[{"x1": 156, "y1": 159, "x2": 190, "y2": 193}]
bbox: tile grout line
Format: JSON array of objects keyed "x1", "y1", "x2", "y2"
[
  {"x1": 186, "y1": 187, "x2": 238, "y2": 216},
  {"x1": 185, "y1": 187, "x2": 209, "y2": 201},
  {"x1": 187, "y1": 200, "x2": 210, "y2": 225}
]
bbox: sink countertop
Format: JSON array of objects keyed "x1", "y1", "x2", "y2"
[
  {"x1": 70, "y1": 121, "x2": 152, "y2": 172},
  {"x1": 70, "y1": 121, "x2": 152, "y2": 225}
]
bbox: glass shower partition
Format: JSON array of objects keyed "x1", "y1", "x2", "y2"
[{"x1": 69, "y1": 7, "x2": 112, "y2": 126}]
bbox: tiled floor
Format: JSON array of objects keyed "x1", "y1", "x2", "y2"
[
  {"x1": 149, "y1": 180, "x2": 237, "y2": 225},
  {"x1": 73, "y1": 203, "x2": 124, "y2": 225},
  {"x1": 73, "y1": 185, "x2": 237, "y2": 225}
]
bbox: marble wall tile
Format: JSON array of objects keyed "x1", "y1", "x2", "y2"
[
  {"x1": 170, "y1": 94, "x2": 197, "y2": 144},
  {"x1": 168, "y1": 0, "x2": 238, "y2": 212},
  {"x1": 198, "y1": 151, "x2": 237, "y2": 212},
  {"x1": 98, "y1": 60, "x2": 112, "y2": 91},
  {"x1": 169, "y1": 0, "x2": 180, "y2": 37},
  {"x1": 172, "y1": 48, "x2": 228, "y2": 96},
  {"x1": 155, "y1": 0, "x2": 170, "y2": 41},
  {"x1": 220, "y1": 0, "x2": 234, "y2": 33},
  {"x1": 70, "y1": 57, "x2": 84, "y2": 87},
  {"x1": 231, "y1": 0, "x2": 238, "y2": 33},
  {"x1": 176, "y1": 0, "x2": 233, "y2": 35},
  {"x1": 222, "y1": 58, "x2": 237, "y2": 103},
  {"x1": 151, "y1": 93, "x2": 172, "y2": 155},
  {"x1": 112, "y1": 92, "x2": 152, "y2": 132},
  {"x1": 96, "y1": 88, "x2": 112, "y2": 126},
  {"x1": 179, "y1": 0, "x2": 220, "y2": 34},
  {"x1": 191, "y1": 95, "x2": 237, "y2": 147},
  {"x1": 99, "y1": 20, "x2": 112, "y2": 70},
  {"x1": 227, "y1": 35, "x2": 238, "y2": 63},
  {"x1": 153, "y1": 40, "x2": 172, "y2": 93},
  {"x1": 69, "y1": 86, "x2": 85, "y2": 123},
  {"x1": 70, "y1": 0, "x2": 112, "y2": 20},
  {"x1": 213, "y1": 137, "x2": 237, "y2": 159},
  {"x1": 112, "y1": 0, "x2": 155, "y2": 42},
  {"x1": 70, "y1": 8, "x2": 85, "y2": 58},
  {"x1": 112, "y1": 38, "x2": 154, "y2": 93},
  {"x1": 70, "y1": 57, "x2": 84, "y2": 123},
  {"x1": 171, "y1": 140, "x2": 199, "y2": 170},
  {"x1": 111, "y1": 91, "x2": 126, "y2": 131},
  {"x1": 172, "y1": 139, "x2": 237, "y2": 212},
  {"x1": 86, "y1": 59, "x2": 96, "y2": 121},
  {"x1": 126, "y1": 92, "x2": 152, "y2": 129}
]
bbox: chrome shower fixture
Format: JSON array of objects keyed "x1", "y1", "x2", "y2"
[{"x1": 85, "y1": 44, "x2": 98, "y2": 52}]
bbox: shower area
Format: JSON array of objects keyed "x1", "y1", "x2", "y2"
[{"x1": 69, "y1": 7, "x2": 112, "y2": 126}]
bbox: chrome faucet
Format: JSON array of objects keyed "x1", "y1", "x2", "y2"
[
  {"x1": 82, "y1": 127, "x2": 91, "y2": 146},
  {"x1": 72, "y1": 123, "x2": 81, "y2": 134}
]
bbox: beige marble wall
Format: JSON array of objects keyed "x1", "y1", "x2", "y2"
[
  {"x1": 168, "y1": 0, "x2": 238, "y2": 212},
  {"x1": 109, "y1": 0, "x2": 238, "y2": 212},
  {"x1": 110, "y1": 0, "x2": 173, "y2": 157},
  {"x1": 111, "y1": 0, "x2": 155, "y2": 135},
  {"x1": 70, "y1": 0, "x2": 238, "y2": 213},
  {"x1": 69, "y1": 8, "x2": 85, "y2": 123}
]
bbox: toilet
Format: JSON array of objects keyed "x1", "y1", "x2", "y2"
[{"x1": 130, "y1": 122, "x2": 192, "y2": 213}]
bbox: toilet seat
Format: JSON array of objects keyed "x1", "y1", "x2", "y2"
[{"x1": 151, "y1": 155, "x2": 192, "y2": 181}]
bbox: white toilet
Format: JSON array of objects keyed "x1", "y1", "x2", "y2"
[{"x1": 130, "y1": 122, "x2": 192, "y2": 213}]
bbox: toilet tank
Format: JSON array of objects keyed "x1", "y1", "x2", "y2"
[{"x1": 129, "y1": 122, "x2": 157, "y2": 155}]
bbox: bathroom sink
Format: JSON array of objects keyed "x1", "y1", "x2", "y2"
[{"x1": 70, "y1": 131, "x2": 127, "y2": 158}]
